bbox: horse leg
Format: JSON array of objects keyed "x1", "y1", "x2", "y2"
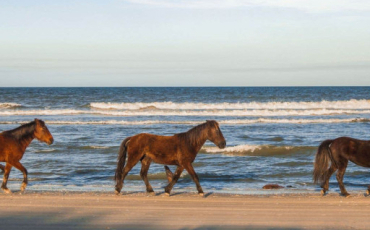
[
  {"x1": 183, "y1": 163, "x2": 204, "y2": 196},
  {"x1": 1, "y1": 163, "x2": 12, "y2": 194},
  {"x1": 115, "y1": 154, "x2": 142, "y2": 194},
  {"x1": 321, "y1": 165, "x2": 337, "y2": 195},
  {"x1": 164, "y1": 166, "x2": 184, "y2": 196},
  {"x1": 0, "y1": 164, "x2": 4, "y2": 172},
  {"x1": 164, "y1": 166, "x2": 173, "y2": 183},
  {"x1": 336, "y1": 160, "x2": 349, "y2": 197},
  {"x1": 140, "y1": 157, "x2": 154, "y2": 194},
  {"x1": 12, "y1": 161, "x2": 28, "y2": 192}
]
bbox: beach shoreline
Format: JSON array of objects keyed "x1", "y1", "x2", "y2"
[{"x1": 1, "y1": 191, "x2": 370, "y2": 229}]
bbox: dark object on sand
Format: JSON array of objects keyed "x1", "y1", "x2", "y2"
[
  {"x1": 263, "y1": 184, "x2": 284, "y2": 189},
  {"x1": 313, "y1": 137, "x2": 370, "y2": 197},
  {"x1": 0, "y1": 119, "x2": 54, "y2": 193},
  {"x1": 114, "y1": 120, "x2": 226, "y2": 196}
]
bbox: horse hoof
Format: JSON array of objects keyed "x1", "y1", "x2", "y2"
[
  {"x1": 199, "y1": 193, "x2": 204, "y2": 197},
  {"x1": 115, "y1": 190, "x2": 121, "y2": 196},
  {"x1": 341, "y1": 193, "x2": 351, "y2": 198},
  {"x1": 2, "y1": 188, "x2": 12, "y2": 194},
  {"x1": 367, "y1": 190, "x2": 370, "y2": 196},
  {"x1": 165, "y1": 192, "x2": 170, "y2": 196},
  {"x1": 147, "y1": 192, "x2": 155, "y2": 196},
  {"x1": 320, "y1": 190, "x2": 326, "y2": 196},
  {"x1": 20, "y1": 183, "x2": 27, "y2": 192}
]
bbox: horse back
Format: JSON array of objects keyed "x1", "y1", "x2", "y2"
[
  {"x1": 331, "y1": 137, "x2": 370, "y2": 167},
  {"x1": 128, "y1": 133, "x2": 188, "y2": 165}
]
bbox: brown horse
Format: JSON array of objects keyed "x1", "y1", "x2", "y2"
[
  {"x1": 0, "y1": 119, "x2": 54, "y2": 193},
  {"x1": 114, "y1": 120, "x2": 226, "y2": 196},
  {"x1": 313, "y1": 137, "x2": 370, "y2": 197}
]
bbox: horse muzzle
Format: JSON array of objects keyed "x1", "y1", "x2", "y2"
[
  {"x1": 48, "y1": 138, "x2": 54, "y2": 145},
  {"x1": 218, "y1": 141, "x2": 226, "y2": 149}
]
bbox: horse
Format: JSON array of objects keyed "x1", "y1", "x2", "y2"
[
  {"x1": 0, "y1": 119, "x2": 54, "y2": 193},
  {"x1": 114, "y1": 120, "x2": 226, "y2": 196},
  {"x1": 313, "y1": 137, "x2": 370, "y2": 197}
]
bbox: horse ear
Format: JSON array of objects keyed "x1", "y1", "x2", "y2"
[{"x1": 34, "y1": 118, "x2": 39, "y2": 123}]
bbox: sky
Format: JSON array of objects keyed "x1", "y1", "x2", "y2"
[{"x1": 0, "y1": 0, "x2": 370, "y2": 87}]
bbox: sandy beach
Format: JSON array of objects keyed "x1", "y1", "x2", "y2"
[{"x1": 1, "y1": 191, "x2": 370, "y2": 230}]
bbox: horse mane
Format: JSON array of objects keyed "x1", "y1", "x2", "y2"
[
  {"x1": 3, "y1": 121, "x2": 36, "y2": 140},
  {"x1": 176, "y1": 121, "x2": 216, "y2": 147}
]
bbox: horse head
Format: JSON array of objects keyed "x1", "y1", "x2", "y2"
[
  {"x1": 206, "y1": 120, "x2": 226, "y2": 149},
  {"x1": 34, "y1": 119, "x2": 54, "y2": 145}
]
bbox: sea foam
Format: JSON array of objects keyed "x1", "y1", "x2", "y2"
[
  {"x1": 0, "y1": 103, "x2": 22, "y2": 109},
  {"x1": 1, "y1": 118, "x2": 368, "y2": 125},
  {"x1": 201, "y1": 145, "x2": 316, "y2": 156},
  {"x1": 1, "y1": 109, "x2": 370, "y2": 117},
  {"x1": 90, "y1": 99, "x2": 370, "y2": 110}
]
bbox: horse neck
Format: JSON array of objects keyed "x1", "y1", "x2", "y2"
[
  {"x1": 8, "y1": 124, "x2": 36, "y2": 151},
  {"x1": 187, "y1": 126, "x2": 209, "y2": 153},
  {"x1": 19, "y1": 133, "x2": 35, "y2": 150}
]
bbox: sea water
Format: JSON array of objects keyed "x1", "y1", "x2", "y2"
[{"x1": 1, "y1": 87, "x2": 370, "y2": 194}]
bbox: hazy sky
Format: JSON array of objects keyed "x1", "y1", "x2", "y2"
[{"x1": 1, "y1": 0, "x2": 370, "y2": 86}]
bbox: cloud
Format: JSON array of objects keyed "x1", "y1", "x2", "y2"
[{"x1": 126, "y1": 0, "x2": 370, "y2": 12}]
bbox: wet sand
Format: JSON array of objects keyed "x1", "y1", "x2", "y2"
[{"x1": 1, "y1": 191, "x2": 370, "y2": 229}]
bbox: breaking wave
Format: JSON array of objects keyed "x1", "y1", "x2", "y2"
[
  {"x1": 0, "y1": 103, "x2": 22, "y2": 109},
  {"x1": 1, "y1": 118, "x2": 369, "y2": 125},
  {"x1": 1, "y1": 109, "x2": 370, "y2": 117},
  {"x1": 81, "y1": 146, "x2": 110, "y2": 149},
  {"x1": 201, "y1": 145, "x2": 316, "y2": 156},
  {"x1": 90, "y1": 100, "x2": 370, "y2": 110}
]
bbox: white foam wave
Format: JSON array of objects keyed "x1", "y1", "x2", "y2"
[
  {"x1": 1, "y1": 109, "x2": 370, "y2": 117},
  {"x1": 220, "y1": 118, "x2": 369, "y2": 124},
  {"x1": 90, "y1": 100, "x2": 370, "y2": 110},
  {"x1": 1, "y1": 118, "x2": 367, "y2": 126},
  {"x1": 31, "y1": 148, "x2": 56, "y2": 153},
  {"x1": 41, "y1": 120, "x2": 198, "y2": 125},
  {"x1": 201, "y1": 145, "x2": 315, "y2": 155},
  {"x1": 202, "y1": 145, "x2": 265, "y2": 153},
  {"x1": 0, "y1": 109, "x2": 85, "y2": 116},
  {"x1": 0, "y1": 103, "x2": 21, "y2": 109},
  {"x1": 86, "y1": 146, "x2": 109, "y2": 149}
]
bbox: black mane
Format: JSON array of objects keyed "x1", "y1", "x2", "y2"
[
  {"x1": 3, "y1": 121, "x2": 36, "y2": 140},
  {"x1": 175, "y1": 121, "x2": 216, "y2": 147}
]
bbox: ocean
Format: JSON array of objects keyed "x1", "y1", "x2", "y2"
[{"x1": 1, "y1": 87, "x2": 370, "y2": 194}]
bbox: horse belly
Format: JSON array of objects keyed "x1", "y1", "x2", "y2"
[
  {"x1": 348, "y1": 148, "x2": 370, "y2": 168},
  {"x1": 349, "y1": 157, "x2": 370, "y2": 168},
  {"x1": 147, "y1": 152, "x2": 178, "y2": 165}
]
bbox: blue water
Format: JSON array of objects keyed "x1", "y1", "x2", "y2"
[{"x1": 1, "y1": 87, "x2": 370, "y2": 194}]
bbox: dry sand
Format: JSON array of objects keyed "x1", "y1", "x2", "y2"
[{"x1": 1, "y1": 191, "x2": 370, "y2": 230}]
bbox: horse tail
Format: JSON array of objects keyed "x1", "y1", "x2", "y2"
[
  {"x1": 114, "y1": 137, "x2": 131, "y2": 184},
  {"x1": 313, "y1": 139, "x2": 335, "y2": 184}
]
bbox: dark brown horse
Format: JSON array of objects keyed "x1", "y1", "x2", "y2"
[
  {"x1": 114, "y1": 120, "x2": 226, "y2": 196},
  {"x1": 313, "y1": 137, "x2": 370, "y2": 197},
  {"x1": 0, "y1": 119, "x2": 54, "y2": 193}
]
